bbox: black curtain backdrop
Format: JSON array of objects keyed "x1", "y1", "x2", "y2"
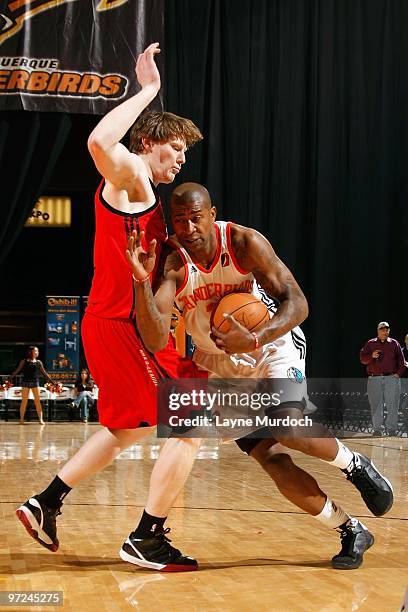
[
  {"x1": 165, "y1": 0, "x2": 408, "y2": 377},
  {"x1": 0, "y1": 111, "x2": 71, "y2": 263},
  {"x1": 0, "y1": 1, "x2": 407, "y2": 377}
]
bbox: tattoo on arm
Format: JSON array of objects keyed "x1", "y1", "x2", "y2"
[{"x1": 135, "y1": 250, "x2": 182, "y2": 352}]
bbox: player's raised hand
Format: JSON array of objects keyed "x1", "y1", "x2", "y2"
[
  {"x1": 135, "y1": 42, "x2": 161, "y2": 92},
  {"x1": 126, "y1": 229, "x2": 157, "y2": 281}
]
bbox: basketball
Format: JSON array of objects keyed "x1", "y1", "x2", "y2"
[{"x1": 211, "y1": 292, "x2": 269, "y2": 334}]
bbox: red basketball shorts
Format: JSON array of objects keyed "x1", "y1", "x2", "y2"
[
  {"x1": 81, "y1": 312, "x2": 205, "y2": 429},
  {"x1": 82, "y1": 313, "x2": 162, "y2": 428}
]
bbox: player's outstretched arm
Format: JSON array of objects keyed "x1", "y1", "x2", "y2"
[
  {"x1": 126, "y1": 235, "x2": 182, "y2": 352},
  {"x1": 37, "y1": 360, "x2": 54, "y2": 385},
  {"x1": 88, "y1": 43, "x2": 161, "y2": 189},
  {"x1": 232, "y1": 224, "x2": 309, "y2": 347}
]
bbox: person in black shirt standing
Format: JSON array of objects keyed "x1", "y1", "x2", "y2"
[{"x1": 10, "y1": 346, "x2": 54, "y2": 425}]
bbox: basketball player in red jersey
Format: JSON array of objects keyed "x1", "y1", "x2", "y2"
[
  {"x1": 127, "y1": 182, "x2": 394, "y2": 569},
  {"x1": 16, "y1": 44, "x2": 204, "y2": 571}
]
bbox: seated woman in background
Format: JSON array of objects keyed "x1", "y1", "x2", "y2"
[{"x1": 72, "y1": 368, "x2": 95, "y2": 423}]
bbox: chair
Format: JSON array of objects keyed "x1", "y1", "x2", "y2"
[
  {"x1": 6, "y1": 386, "x2": 51, "y2": 421},
  {"x1": 6, "y1": 386, "x2": 22, "y2": 421},
  {"x1": 0, "y1": 387, "x2": 7, "y2": 420},
  {"x1": 91, "y1": 385, "x2": 99, "y2": 421},
  {"x1": 69, "y1": 386, "x2": 98, "y2": 422},
  {"x1": 50, "y1": 385, "x2": 75, "y2": 421},
  {"x1": 37, "y1": 387, "x2": 50, "y2": 420},
  {"x1": 398, "y1": 381, "x2": 408, "y2": 436}
]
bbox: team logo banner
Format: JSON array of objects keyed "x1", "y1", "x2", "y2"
[
  {"x1": 0, "y1": 0, "x2": 163, "y2": 114},
  {"x1": 46, "y1": 295, "x2": 80, "y2": 383}
]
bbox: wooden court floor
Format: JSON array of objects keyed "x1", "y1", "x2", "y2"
[{"x1": 1, "y1": 422, "x2": 407, "y2": 611}]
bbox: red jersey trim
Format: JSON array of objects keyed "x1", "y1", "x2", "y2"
[
  {"x1": 97, "y1": 179, "x2": 159, "y2": 218},
  {"x1": 175, "y1": 249, "x2": 189, "y2": 296},
  {"x1": 128, "y1": 216, "x2": 141, "y2": 320},
  {"x1": 191, "y1": 224, "x2": 222, "y2": 273},
  {"x1": 226, "y1": 222, "x2": 251, "y2": 274}
]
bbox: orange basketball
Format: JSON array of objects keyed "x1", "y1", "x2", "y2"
[{"x1": 211, "y1": 292, "x2": 269, "y2": 334}]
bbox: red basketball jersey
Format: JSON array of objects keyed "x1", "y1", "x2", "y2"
[{"x1": 87, "y1": 180, "x2": 168, "y2": 319}]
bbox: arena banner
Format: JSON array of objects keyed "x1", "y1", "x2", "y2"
[
  {"x1": 0, "y1": 0, "x2": 164, "y2": 114},
  {"x1": 45, "y1": 295, "x2": 80, "y2": 383}
]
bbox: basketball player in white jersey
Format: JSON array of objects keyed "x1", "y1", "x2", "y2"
[{"x1": 127, "y1": 182, "x2": 394, "y2": 569}]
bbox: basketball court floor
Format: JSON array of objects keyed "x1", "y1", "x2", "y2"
[{"x1": 1, "y1": 422, "x2": 407, "y2": 611}]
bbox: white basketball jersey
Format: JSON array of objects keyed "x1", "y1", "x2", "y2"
[{"x1": 175, "y1": 222, "x2": 255, "y2": 353}]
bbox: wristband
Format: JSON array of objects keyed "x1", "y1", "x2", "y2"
[
  {"x1": 132, "y1": 274, "x2": 150, "y2": 284},
  {"x1": 252, "y1": 331, "x2": 260, "y2": 350}
]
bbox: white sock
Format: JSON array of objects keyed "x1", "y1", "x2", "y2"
[
  {"x1": 326, "y1": 439, "x2": 354, "y2": 470},
  {"x1": 314, "y1": 497, "x2": 350, "y2": 529}
]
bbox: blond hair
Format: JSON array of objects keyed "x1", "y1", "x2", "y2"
[{"x1": 129, "y1": 110, "x2": 203, "y2": 153}]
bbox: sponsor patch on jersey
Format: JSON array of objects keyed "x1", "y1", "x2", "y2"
[
  {"x1": 287, "y1": 367, "x2": 304, "y2": 383},
  {"x1": 190, "y1": 265, "x2": 198, "y2": 273}
]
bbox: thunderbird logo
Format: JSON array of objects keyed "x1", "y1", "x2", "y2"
[{"x1": 0, "y1": 0, "x2": 127, "y2": 44}]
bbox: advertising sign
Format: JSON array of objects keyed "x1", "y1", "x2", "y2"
[
  {"x1": 46, "y1": 295, "x2": 80, "y2": 383},
  {"x1": 25, "y1": 196, "x2": 71, "y2": 227}
]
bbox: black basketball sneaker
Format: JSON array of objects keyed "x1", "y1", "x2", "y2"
[
  {"x1": 332, "y1": 519, "x2": 374, "y2": 569},
  {"x1": 16, "y1": 496, "x2": 61, "y2": 552},
  {"x1": 342, "y1": 452, "x2": 393, "y2": 516},
  {"x1": 120, "y1": 526, "x2": 198, "y2": 572}
]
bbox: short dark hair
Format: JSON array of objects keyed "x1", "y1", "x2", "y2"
[
  {"x1": 129, "y1": 111, "x2": 203, "y2": 153},
  {"x1": 170, "y1": 182, "x2": 212, "y2": 209}
]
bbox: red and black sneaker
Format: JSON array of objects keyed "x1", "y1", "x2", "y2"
[
  {"x1": 16, "y1": 496, "x2": 61, "y2": 552},
  {"x1": 119, "y1": 526, "x2": 197, "y2": 572}
]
